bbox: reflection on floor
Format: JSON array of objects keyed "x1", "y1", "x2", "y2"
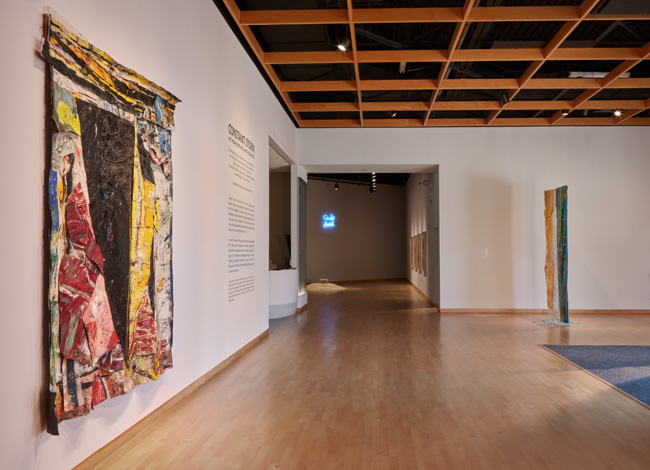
[{"x1": 83, "y1": 279, "x2": 650, "y2": 470}]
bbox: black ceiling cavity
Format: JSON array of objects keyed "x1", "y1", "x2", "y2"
[
  {"x1": 362, "y1": 90, "x2": 433, "y2": 102},
  {"x1": 273, "y1": 64, "x2": 353, "y2": 82},
  {"x1": 299, "y1": 111, "x2": 360, "y2": 120},
  {"x1": 352, "y1": 0, "x2": 466, "y2": 7},
  {"x1": 252, "y1": 24, "x2": 351, "y2": 53},
  {"x1": 355, "y1": 23, "x2": 457, "y2": 51},
  {"x1": 358, "y1": 63, "x2": 441, "y2": 80},
  {"x1": 289, "y1": 91, "x2": 359, "y2": 103},
  {"x1": 309, "y1": 173, "x2": 411, "y2": 187},
  {"x1": 533, "y1": 60, "x2": 626, "y2": 77},
  {"x1": 363, "y1": 111, "x2": 427, "y2": 119}
]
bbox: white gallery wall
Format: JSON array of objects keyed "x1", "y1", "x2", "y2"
[
  {"x1": 298, "y1": 127, "x2": 650, "y2": 310},
  {"x1": 0, "y1": 1, "x2": 296, "y2": 469},
  {"x1": 2, "y1": 0, "x2": 650, "y2": 468},
  {"x1": 307, "y1": 179, "x2": 406, "y2": 283}
]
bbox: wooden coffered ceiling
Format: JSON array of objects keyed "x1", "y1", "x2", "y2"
[{"x1": 216, "y1": 0, "x2": 650, "y2": 128}]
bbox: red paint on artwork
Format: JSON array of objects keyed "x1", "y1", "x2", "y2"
[{"x1": 66, "y1": 183, "x2": 104, "y2": 272}]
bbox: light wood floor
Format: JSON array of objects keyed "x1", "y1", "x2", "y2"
[{"x1": 87, "y1": 280, "x2": 650, "y2": 469}]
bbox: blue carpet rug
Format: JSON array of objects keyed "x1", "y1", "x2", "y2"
[{"x1": 542, "y1": 345, "x2": 650, "y2": 408}]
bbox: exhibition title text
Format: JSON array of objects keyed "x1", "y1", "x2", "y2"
[{"x1": 228, "y1": 124, "x2": 255, "y2": 153}]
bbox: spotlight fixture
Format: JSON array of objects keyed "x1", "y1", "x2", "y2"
[
  {"x1": 614, "y1": 110, "x2": 622, "y2": 117},
  {"x1": 388, "y1": 111, "x2": 397, "y2": 118},
  {"x1": 500, "y1": 93, "x2": 509, "y2": 106},
  {"x1": 334, "y1": 182, "x2": 339, "y2": 191},
  {"x1": 561, "y1": 110, "x2": 570, "y2": 116},
  {"x1": 337, "y1": 39, "x2": 350, "y2": 52}
]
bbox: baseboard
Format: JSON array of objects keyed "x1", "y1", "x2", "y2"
[
  {"x1": 73, "y1": 328, "x2": 269, "y2": 470},
  {"x1": 570, "y1": 309, "x2": 650, "y2": 314},
  {"x1": 296, "y1": 303, "x2": 308, "y2": 313},
  {"x1": 441, "y1": 309, "x2": 545, "y2": 314},
  {"x1": 409, "y1": 283, "x2": 439, "y2": 310},
  {"x1": 331, "y1": 278, "x2": 408, "y2": 285},
  {"x1": 440, "y1": 309, "x2": 650, "y2": 314}
]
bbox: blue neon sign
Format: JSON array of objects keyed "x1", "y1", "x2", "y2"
[{"x1": 322, "y1": 213, "x2": 336, "y2": 229}]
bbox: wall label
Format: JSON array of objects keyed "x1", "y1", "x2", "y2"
[{"x1": 322, "y1": 213, "x2": 336, "y2": 229}]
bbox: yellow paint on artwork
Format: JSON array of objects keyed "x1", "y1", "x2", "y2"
[
  {"x1": 126, "y1": 133, "x2": 162, "y2": 382},
  {"x1": 56, "y1": 101, "x2": 81, "y2": 135},
  {"x1": 543, "y1": 190, "x2": 555, "y2": 310}
]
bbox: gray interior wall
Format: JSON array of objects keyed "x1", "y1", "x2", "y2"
[
  {"x1": 269, "y1": 172, "x2": 291, "y2": 268},
  {"x1": 307, "y1": 178, "x2": 407, "y2": 283}
]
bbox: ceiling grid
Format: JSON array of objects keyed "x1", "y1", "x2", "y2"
[{"x1": 217, "y1": 0, "x2": 650, "y2": 128}]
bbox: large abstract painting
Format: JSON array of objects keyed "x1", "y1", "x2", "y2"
[
  {"x1": 42, "y1": 15, "x2": 180, "y2": 434},
  {"x1": 544, "y1": 186, "x2": 568, "y2": 323}
]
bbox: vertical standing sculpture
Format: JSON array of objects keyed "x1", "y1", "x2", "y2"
[{"x1": 544, "y1": 186, "x2": 569, "y2": 323}]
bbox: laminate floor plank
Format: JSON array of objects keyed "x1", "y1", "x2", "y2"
[{"x1": 85, "y1": 280, "x2": 650, "y2": 469}]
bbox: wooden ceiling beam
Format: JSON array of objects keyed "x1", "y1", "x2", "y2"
[
  {"x1": 363, "y1": 118, "x2": 429, "y2": 127},
  {"x1": 442, "y1": 78, "x2": 519, "y2": 89},
  {"x1": 549, "y1": 47, "x2": 641, "y2": 61},
  {"x1": 491, "y1": 118, "x2": 554, "y2": 126},
  {"x1": 291, "y1": 99, "x2": 648, "y2": 113},
  {"x1": 425, "y1": 118, "x2": 486, "y2": 127},
  {"x1": 362, "y1": 102, "x2": 430, "y2": 111},
  {"x1": 626, "y1": 117, "x2": 650, "y2": 125},
  {"x1": 299, "y1": 116, "x2": 650, "y2": 128},
  {"x1": 239, "y1": 7, "x2": 647, "y2": 26},
  {"x1": 240, "y1": 9, "x2": 349, "y2": 25},
  {"x1": 433, "y1": 101, "x2": 500, "y2": 111},
  {"x1": 361, "y1": 79, "x2": 437, "y2": 91},
  {"x1": 281, "y1": 81, "x2": 357, "y2": 92},
  {"x1": 264, "y1": 51, "x2": 353, "y2": 64},
  {"x1": 299, "y1": 119, "x2": 362, "y2": 128},
  {"x1": 560, "y1": 117, "x2": 616, "y2": 125},
  {"x1": 354, "y1": 7, "x2": 461, "y2": 23},
  {"x1": 485, "y1": 110, "x2": 501, "y2": 125},
  {"x1": 292, "y1": 102, "x2": 359, "y2": 112},
  {"x1": 281, "y1": 77, "x2": 636, "y2": 92}
]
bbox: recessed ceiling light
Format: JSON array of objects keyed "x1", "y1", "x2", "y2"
[
  {"x1": 337, "y1": 44, "x2": 347, "y2": 51},
  {"x1": 614, "y1": 110, "x2": 622, "y2": 117},
  {"x1": 561, "y1": 110, "x2": 570, "y2": 116}
]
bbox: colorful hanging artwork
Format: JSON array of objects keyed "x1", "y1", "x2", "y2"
[
  {"x1": 42, "y1": 14, "x2": 180, "y2": 434},
  {"x1": 544, "y1": 186, "x2": 569, "y2": 323}
]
